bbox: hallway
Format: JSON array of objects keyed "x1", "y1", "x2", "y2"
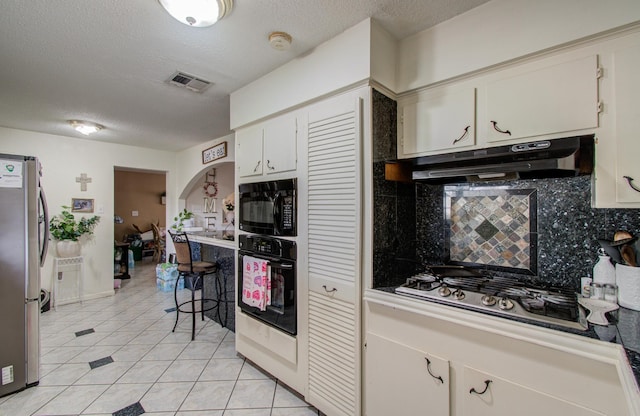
[{"x1": 0, "y1": 261, "x2": 318, "y2": 415}]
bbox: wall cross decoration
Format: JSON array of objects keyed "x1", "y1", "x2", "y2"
[{"x1": 76, "y1": 173, "x2": 92, "y2": 191}]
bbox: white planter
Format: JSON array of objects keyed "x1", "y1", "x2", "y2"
[{"x1": 56, "y1": 240, "x2": 81, "y2": 258}]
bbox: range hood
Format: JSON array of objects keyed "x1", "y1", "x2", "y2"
[{"x1": 410, "y1": 135, "x2": 594, "y2": 183}]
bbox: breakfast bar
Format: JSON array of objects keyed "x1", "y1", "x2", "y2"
[{"x1": 186, "y1": 231, "x2": 236, "y2": 332}]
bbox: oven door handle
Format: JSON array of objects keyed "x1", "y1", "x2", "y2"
[{"x1": 269, "y1": 261, "x2": 293, "y2": 270}]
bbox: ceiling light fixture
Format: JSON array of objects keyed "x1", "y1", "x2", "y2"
[
  {"x1": 158, "y1": 0, "x2": 233, "y2": 28},
  {"x1": 68, "y1": 120, "x2": 104, "y2": 136},
  {"x1": 269, "y1": 32, "x2": 292, "y2": 51}
]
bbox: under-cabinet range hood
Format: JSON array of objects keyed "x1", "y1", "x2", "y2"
[{"x1": 410, "y1": 135, "x2": 594, "y2": 183}]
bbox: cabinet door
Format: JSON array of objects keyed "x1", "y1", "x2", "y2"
[
  {"x1": 463, "y1": 366, "x2": 604, "y2": 416},
  {"x1": 366, "y1": 333, "x2": 450, "y2": 416},
  {"x1": 236, "y1": 125, "x2": 263, "y2": 177},
  {"x1": 613, "y1": 44, "x2": 640, "y2": 203},
  {"x1": 482, "y1": 55, "x2": 598, "y2": 143},
  {"x1": 399, "y1": 87, "x2": 476, "y2": 158},
  {"x1": 263, "y1": 114, "x2": 297, "y2": 174}
]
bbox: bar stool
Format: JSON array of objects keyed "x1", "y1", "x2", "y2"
[{"x1": 169, "y1": 231, "x2": 220, "y2": 341}]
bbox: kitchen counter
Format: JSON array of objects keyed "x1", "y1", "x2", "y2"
[
  {"x1": 186, "y1": 231, "x2": 236, "y2": 250},
  {"x1": 367, "y1": 287, "x2": 640, "y2": 412}
]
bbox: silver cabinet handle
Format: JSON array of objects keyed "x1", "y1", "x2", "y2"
[
  {"x1": 267, "y1": 160, "x2": 275, "y2": 170},
  {"x1": 469, "y1": 380, "x2": 492, "y2": 395},
  {"x1": 253, "y1": 160, "x2": 261, "y2": 173},
  {"x1": 424, "y1": 357, "x2": 444, "y2": 384},
  {"x1": 452, "y1": 126, "x2": 471, "y2": 145},
  {"x1": 623, "y1": 176, "x2": 640, "y2": 193}
]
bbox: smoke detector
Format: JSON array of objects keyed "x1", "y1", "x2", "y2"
[
  {"x1": 269, "y1": 32, "x2": 292, "y2": 51},
  {"x1": 167, "y1": 71, "x2": 212, "y2": 93}
]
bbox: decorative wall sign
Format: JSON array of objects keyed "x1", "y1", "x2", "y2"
[
  {"x1": 202, "y1": 141, "x2": 227, "y2": 164},
  {"x1": 72, "y1": 198, "x2": 95, "y2": 213}
]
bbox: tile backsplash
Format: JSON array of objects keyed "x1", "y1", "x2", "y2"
[
  {"x1": 371, "y1": 89, "x2": 640, "y2": 291},
  {"x1": 445, "y1": 186, "x2": 537, "y2": 274}
]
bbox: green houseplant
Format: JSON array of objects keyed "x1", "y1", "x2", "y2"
[
  {"x1": 171, "y1": 208, "x2": 194, "y2": 232},
  {"x1": 49, "y1": 206, "x2": 100, "y2": 257}
]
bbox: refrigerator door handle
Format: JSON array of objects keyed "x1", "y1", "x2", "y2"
[{"x1": 39, "y1": 187, "x2": 49, "y2": 266}]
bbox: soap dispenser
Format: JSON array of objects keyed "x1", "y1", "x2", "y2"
[{"x1": 593, "y1": 248, "x2": 616, "y2": 285}]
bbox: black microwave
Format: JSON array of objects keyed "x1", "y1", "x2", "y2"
[{"x1": 238, "y1": 178, "x2": 296, "y2": 237}]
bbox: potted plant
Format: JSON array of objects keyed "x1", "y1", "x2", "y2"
[
  {"x1": 171, "y1": 208, "x2": 194, "y2": 232},
  {"x1": 49, "y1": 206, "x2": 100, "y2": 257}
]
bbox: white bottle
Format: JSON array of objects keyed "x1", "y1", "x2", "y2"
[{"x1": 593, "y1": 250, "x2": 616, "y2": 285}]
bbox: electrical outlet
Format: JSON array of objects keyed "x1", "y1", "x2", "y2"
[{"x1": 132, "y1": 210, "x2": 138, "y2": 217}]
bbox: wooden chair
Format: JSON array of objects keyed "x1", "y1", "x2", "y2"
[
  {"x1": 168, "y1": 231, "x2": 220, "y2": 340},
  {"x1": 151, "y1": 222, "x2": 165, "y2": 263}
]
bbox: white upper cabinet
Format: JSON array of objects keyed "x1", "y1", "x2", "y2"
[
  {"x1": 236, "y1": 113, "x2": 297, "y2": 179},
  {"x1": 612, "y1": 43, "x2": 640, "y2": 204},
  {"x1": 236, "y1": 124, "x2": 264, "y2": 177},
  {"x1": 398, "y1": 86, "x2": 476, "y2": 158},
  {"x1": 398, "y1": 52, "x2": 601, "y2": 159},
  {"x1": 480, "y1": 55, "x2": 599, "y2": 144},
  {"x1": 263, "y1": 114, "x2": 297, "y2": 175}
]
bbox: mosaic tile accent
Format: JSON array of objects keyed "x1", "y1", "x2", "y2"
[
  {"x1": 113, "y1": 401, "x2": 145, "y2": 416},
  {"x1": 75, "y1": 328, "x2": 95, "y2": 337},
  {"x1": 89, "y1": 356, "x2": 114, "y2": 370},
  {"x1": 445, "y1": 186, "x2": 537, "y2": 274}
]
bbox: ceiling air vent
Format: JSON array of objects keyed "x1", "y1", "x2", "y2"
[{"x1": 166, "y1": 71, "x2": 212, "y2": 93}]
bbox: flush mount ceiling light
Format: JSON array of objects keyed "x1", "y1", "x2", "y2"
[
  {"x1": 269, "y1": 31, "x2": 292, "y2": 51},
  {"x1": 68, "y1": 120, "x2": 104, "y2": 136},
  {"x1": 158, "y1": 0, "x2": 233, "y2": 27}
]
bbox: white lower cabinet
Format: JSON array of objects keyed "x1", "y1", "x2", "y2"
[
  {"x1": 366, "y1": 333, "x2": 450, "y2": 416},
  {"x1": 463, "y1": 366, "x2": 603, "y2": 416},
  {"x1": 364, "y1": 296, "x2": 631, "y2": 416}
]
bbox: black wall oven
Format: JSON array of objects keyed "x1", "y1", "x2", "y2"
[
  {"x1": 238, "y1": 178, "x2": 296, "y2": 237},
  {"x1": 238, "y1": 234, "x2": 296, "y2": 335}
]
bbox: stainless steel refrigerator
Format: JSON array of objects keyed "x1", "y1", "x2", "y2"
[{"x1": 0, "y1": 154, "x2": 48, "y2": 397}]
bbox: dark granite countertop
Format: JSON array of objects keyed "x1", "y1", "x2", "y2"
[{"x1": 375, "y1": 287, "x2": 640, "y2": 388}]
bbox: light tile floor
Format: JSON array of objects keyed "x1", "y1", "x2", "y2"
[{"x1": 0, "y1": 261, "x2": 319, "y2": 416}]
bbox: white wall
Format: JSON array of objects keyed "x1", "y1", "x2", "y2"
[
  {"x1": 397, "y1": 0, "x2": 640, "y2": 91},
  {"x1": 184, "y1": 162, "x2": 234, "y2": 232},
  {"x1": 230, "y1": 19, "x2": 374, "y2": 129},
  {"x1": 0, "y1": 127, "x2": 176, "y2": 299}
]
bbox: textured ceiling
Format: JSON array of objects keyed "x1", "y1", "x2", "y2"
[{"x1": 0, "y1": 0, "x2": 490, "y2": 151}]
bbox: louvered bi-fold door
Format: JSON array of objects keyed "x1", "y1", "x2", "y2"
[{"x1": 307, "y1": 94, "x2": 361, "y2": 416}]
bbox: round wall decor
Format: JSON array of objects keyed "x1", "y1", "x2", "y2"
[{"x1": 203, "y1": 181, "x2": 218, "y2": 198}]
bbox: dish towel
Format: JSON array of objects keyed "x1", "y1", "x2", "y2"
[{"x1": 242, "y1": 256, "x2": 271, "y2": 311}]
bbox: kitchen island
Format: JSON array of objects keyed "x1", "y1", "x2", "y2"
[{"x1": 187, "y1": 231, "x2": 236, "y2": 332}]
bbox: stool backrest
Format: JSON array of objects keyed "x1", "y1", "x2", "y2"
[
  {"x1": 168, "y1": 231, "x2": 193, "y2": 272},
  {"x1": 151, "y1": 223, "x2": 163, "y2": 246}
]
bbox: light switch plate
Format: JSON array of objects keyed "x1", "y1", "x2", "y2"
[{"x1": 132, "y1": 210, "x2": 139, "y2": 217}]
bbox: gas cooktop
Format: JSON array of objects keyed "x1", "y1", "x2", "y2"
[{"x1": 395, "y1": 266, "x2": 588, "y2": 331}]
